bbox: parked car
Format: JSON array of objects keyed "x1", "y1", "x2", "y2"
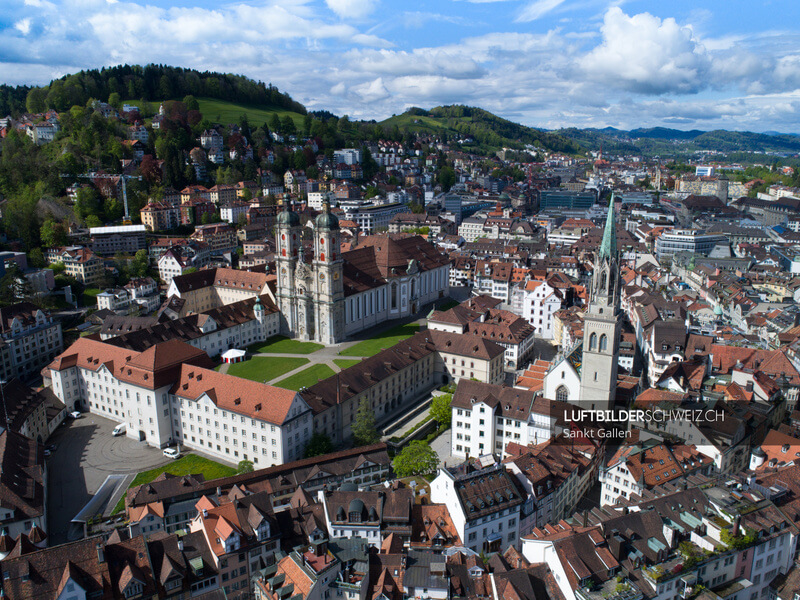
[
  {"x1": 163, "y1": 447, "x2": 181, "y2": 459},
  {"x1": 70, "y1": 411, "x2": 82, "y2": 419},
  {"x1": 112, "y1": 424, "x2": 126, "y2": 436}
]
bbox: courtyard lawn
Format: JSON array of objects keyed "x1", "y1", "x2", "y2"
[
  {"x1": 81, "y1": 288, "x2": 102, "y2": 308},
  {"x1": 247, "y1": 336, "x2": 324, "y2": 355},
  {"x1": 225, "y1": 356, "x2": 309, "y2": 382},
  {"x1": 339, "y1": 323, "x2": 420, "y2": 357},
  {"x1": 112, "y1": 454, "x2": 236, "y2": 514},
  {"x1": 333, "y1": 359, "x2": 361, "y2": 370},
  {"x1": 275, "y1": 364, "x2": 336, "y2": 391}
]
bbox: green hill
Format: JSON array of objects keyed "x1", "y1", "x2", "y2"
[
  {"x1": 123, "y1": 97, "x2": 306, "y2": 128},
  {"x1": 381, "y1": 105, "x2": 581, "y2": 155}
]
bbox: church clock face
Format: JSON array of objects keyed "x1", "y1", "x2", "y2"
[{"x1": 319, "y1": 273, "x2": 325, "y2": 281}]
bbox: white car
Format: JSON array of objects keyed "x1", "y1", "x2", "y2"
[
  {"x1": 112, "y1": 424, "x2": 126, "y2": 436},
  {"x1": 163, "y1": 447, "x2": 181, "y2": 460},
  {"x1": 70, "y1": 411, "x2": 82, "y2": 419}
]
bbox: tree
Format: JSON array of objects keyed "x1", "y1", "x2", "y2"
[
  {"x1": 108, "y1": 92, "x2": 121, "y2": 110},
  {"x1": 85, "y1": 215, "x2": 103, "y2": 228},
  {"x1": 430, "y1": 393, "x2": 452, "y2": 428},
  {"x1": 392, "y1": 441, "x2": 440, "y2": 477},
  {"x1": 237, "y1": 460, "x2": 254, "y2": 474},
  {"x1": 183, "y1": 95, "x2": 200, "y2": 111},
  {"x1": 131, "y1": 249, "x2": 149, "y2": 278},
  {"x1": 281, "y1": 115, "x2": 297, "y2": 137},
  {"x1": 352, "y1": 397, "x2": 380, "y2": 446},
  {"x1": 304, "y1": 432, "x2": 334, "y2": 458},
  {"x1": 438, "y1": 166, "x2": 456, "y2": 191},
  {"x1": 40, "y1": 218, "x2": 68, "y2": 248},
  {"x1": 0, "y1": 264, "x2": 34, "y2": 305},
  {"x1": 29, "y1": 248, "x2": 46, "y2": 269}
]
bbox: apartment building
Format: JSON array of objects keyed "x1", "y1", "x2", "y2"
[
  {"x1": 141, "y1": 201, "x2": 180, "y2": 231},
  {"x1": 190, "y1": 223, "x2": 237, "y2": 255},
  {"x1": 157, "y1": 243, "x2": 211, "y2": 285},
  {"x1": 0, "y1": 302, "x2": 63, "y2": 382},
  {"x1": 90, "y1": 225, "x2": 147, "y2": 255},
  {"x1": 47, "y1": 246, "x2": 104, "y2": 284},
  {"x1": 430, "y1": 463, "x2": 525, "y2": 554},
  {"x1": 46, "y1": 332, "x2": 312, "y2": 467}
]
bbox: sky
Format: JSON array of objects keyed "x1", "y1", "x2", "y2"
[{"x1": 2, "y1": 0, "x2": 800, "y2": 132}]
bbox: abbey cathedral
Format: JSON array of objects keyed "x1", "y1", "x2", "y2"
[{"x1": 275, "y1": 201, "x2": 451, "y2": 345}]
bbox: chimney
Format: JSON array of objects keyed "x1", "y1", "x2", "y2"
[
  {"x1": 96, "y1": 543, "x2": 105, "y2": 563},
  {"x1": 202, "y1": 508, "x2": 208, "y2": 518},
  {"x1": 216, "y1": 486, "x2": 222, "y2": 497},
  {"x1": 177, "y1": 539, "x2": 184, "y2": 552}
]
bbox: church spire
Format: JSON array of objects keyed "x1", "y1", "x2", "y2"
[{"x1": 599, "y1": 194, "x2": 617, "y2": 260}]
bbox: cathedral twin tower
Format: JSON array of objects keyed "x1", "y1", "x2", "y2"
[{"x1": 275, "y1": 200, "x2": 345, "y2": 346}]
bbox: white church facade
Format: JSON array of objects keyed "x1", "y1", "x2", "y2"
[{"x1": 275, "y1": 201, "x2": 451, "y2": 345}]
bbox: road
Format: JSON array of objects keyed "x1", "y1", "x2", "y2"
[{"x1": 46, "y1": 413, "x2": 171, "y2": 545}]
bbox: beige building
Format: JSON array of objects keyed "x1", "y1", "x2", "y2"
[
  {"x1": 300, "y1": 329, "x2": 504, "y2": 447},
  {"x1": 165, "y1": 267, "x2": 274, "y2": 316},
  {"x1": 48, "y1": 246, "x2": 104, "y2": 284}
]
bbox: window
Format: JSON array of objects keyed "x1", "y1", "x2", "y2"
[
  {"x1": 599, "y1": 334, "x2": 608, "y2": 352},
  {"x1": 556, "y1": 385, "x2": 568, "y2": 402},
  {"x1": 589, "y1": 332, "x2": 597, "y2": 351}
]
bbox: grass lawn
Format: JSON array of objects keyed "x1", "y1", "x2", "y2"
[
  {"x1": 112, "y1": 454, "x2": 236, "y2": 514},
  {"x1": 247, "y1": 336, "x2": 323, "y2": 355},
  {"x1": 81, "y1": 288, "x2": 102, "y2": 308},
  {"x1": 333, "y1": 359, "x2": 361, "y2": 370},
  {"x1": 224, "y1": 356, "x2": 309, "y2": 382},
  {"x1": 339, "y1": 323, "x2": 420, "y2": 357},
  {"x1": 122, "y1": 97, "x2": 305, "y2": 127},
  {"x1": 275, "y1": 364, "x2": 336, "y2": 391}
]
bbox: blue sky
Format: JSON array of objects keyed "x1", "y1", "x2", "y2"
[{"x1": 1, "y1": 0, "x2": 800, "y2": 132}]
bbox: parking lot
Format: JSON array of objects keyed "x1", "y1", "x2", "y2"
[{"x1": 46, "y1": 413, "x2": 171, "y2": 545}]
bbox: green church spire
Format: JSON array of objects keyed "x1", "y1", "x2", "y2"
[{"x1": 599, "y1": 193, "x2": 617, "y2": 260}]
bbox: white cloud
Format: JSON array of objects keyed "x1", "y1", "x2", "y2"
[
  {"x1": 14, "y1": 19, "x2": 32, "y2": 35},
  {"x1": 516, "y1": 0, "x2": 567, "y2": 22},
  {"x1": 581, "y1": 7, "x2": 709, "y2": 94},
  {"x1": 325, "y1": 0, "x2": 377, "y2": 20}
]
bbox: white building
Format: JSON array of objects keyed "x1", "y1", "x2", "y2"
[
  {"x1": 513, "y1": 280, "x2": 564, "y2": 340},
  {"x1": 45, "y1": 330, "x2": 313, "y2": 466},
  {"x1": 430, "y1": 464, "x2": 524, "y2": 554},
  {"x1": 450, "y1": 380, "x2": 562, "y2": 459},
  {"x1": 0, "y1": 302, "x2": 64, "y2": 383}
]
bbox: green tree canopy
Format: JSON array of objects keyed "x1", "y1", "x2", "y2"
[
  {"x1": 430, "y1": 393, "x2": 452, "y2": 428},
  {"x1": 392, "y1": 441, "x2": 439, "y2": 478},
  {"x1": 352, "y1": 397, "x2": 380, "y2": 447},
  {"x1": 40, "y1": 218, "x2": 68, "y2": 248},
  {"x1": 237, "y1": 460, "x2": 255, "y2": 474},
  {"x1": 131, "y1": 249, "x2": 149, "y2": 278},
  {"x1": 304, "y1": 432, "x2": 334, "y2": 458}
]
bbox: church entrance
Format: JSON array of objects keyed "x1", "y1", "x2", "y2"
[{"x1": 411, "y1": 302, "x2": 418, "y2": 313}]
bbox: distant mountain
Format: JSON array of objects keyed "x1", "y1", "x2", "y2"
[
  {"x1": 555, "y1": 125, "x2": 800, "y2": 155},
  {"x1": 381, "y1": 105, "x2": 581, "y2": 155},
  {"x1": 628, "y1": 127, "x2": 704, "y2": 140}
]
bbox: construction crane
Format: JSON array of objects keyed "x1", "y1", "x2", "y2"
[{"x1": 62, "y1": 172, "x2": 142, "y2": 225}]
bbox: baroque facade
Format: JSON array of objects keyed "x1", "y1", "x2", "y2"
[{"x1": 275, "y1": 200, "x2": 450, "y2": 345}]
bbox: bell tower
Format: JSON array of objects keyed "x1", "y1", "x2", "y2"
[
  {"x1": 579, "y1": 194, "x2": 622, "y2": 411},
  {"x1": 313, "y1": 200, "x2": 345, "y2": 344},
  {"x1": 275, "y1": 197, "x2": 301, "y2": 337}
]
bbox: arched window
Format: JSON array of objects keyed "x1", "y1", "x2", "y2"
[
  {"x1": 411, "y1": 279, "x2": 416, "y2": 297},
  {"x1": 599, "y1": 334, "x2": 608, "y2": 352},
  {"x1": 556, "y1": 385, "x2": 569, "y2": 402},
  {"x1": 391, "y1": 282, "x2": 398, "y2": 309},
  {"x1": 599, "y1": 270, "x2": 607, "y2": 293},
  {"x1": 589, "y1": 332, "x2": 597, "y2": 351}
]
